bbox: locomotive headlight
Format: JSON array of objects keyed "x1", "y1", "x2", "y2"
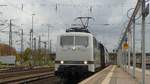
[
  {"x1": 84, "y1": 61, "x2": 87, "y2": 64},
  {"x1": 72, "y1": 47, "x2": 76, "y2": 51},
  {"x1": 60, "y1": 61, "x2": 64, "y2": 64}
]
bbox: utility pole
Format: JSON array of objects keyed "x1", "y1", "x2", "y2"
[
  {"x1": 31, "y1": 14, "x2": 35, "y2": 66},
  {"x1": 50, "y1": 40, "x2": 51, "y2": 54},
  {"x1": 29, "y1": 29, "x2": 32, "y2": 49},
  {"x1": 33, "y1": 37, "x2": 36, "y2": 65},
  {"x1": 132, "y1": 17, "x2": 136, "y2": 78},
  {"x1": 141, "y1": 0, "x2": 145, "y2": 84},
  {"x1": 141, "y1": 0, "x2": 149, "y2": 84},
  {"x1": 31, "y1": 14, "x2": 34, "y2": 50},
  {"x1": 29, "y1": 29, "x2": 32, "y2": 66},
  {"x1": 31, "y1": 14, "x2": 35, "y2": 50},
  {"x1": 34, "y1": 37, "x2": 36, "y2": 51},
  {"x1": 38, "y1": 36, "x2": 41, "y2": 65},
  {"x1": 44, "y1": 24, "x2": 53, "y2": 54},
  {"x1": 48, "y1": 25, "x2": 50, "y2": 54},
  {"x1": 128, "y1": 28, "x2": 131, "y2": 73},
  {"x1": 38, "y1": 36, "x2": 41, "y2": 50},
  {"x1": 44, "y1": 42, "x2": 47, "y2": 64},
  {"x1": 31, "y1": 29, "x2": 34, "y2": 50},
  {"x1": 21, "y1": 29, "x2": 23, "y2": 64},
  {"x1": 9, "y1": 19, "x2": 12, "y2": 55}
]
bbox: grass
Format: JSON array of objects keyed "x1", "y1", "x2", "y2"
[
  {"x1": 0, "y1": 59, "x2": 55, "y2": 68},
  {"x1": 48, "y1": 60, "x2": 54, "y2": 67}
]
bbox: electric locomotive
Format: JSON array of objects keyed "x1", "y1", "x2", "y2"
[{"x1": 55, "y1": 27, "x2": 109, "y2": 79}]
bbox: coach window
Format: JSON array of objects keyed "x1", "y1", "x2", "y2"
[
  {"x1": 61, "y1": 36, "x2": 74, "y2": 46},
  {"x1": 75, "y1": 36, "x2": 88, "y2": 47}
]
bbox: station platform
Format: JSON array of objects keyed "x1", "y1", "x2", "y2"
[
  {"x1": 129, "y1": 66, "x2": 150, "y2": 84},
  {"x1": 79, "y1": 65, "x2": 138, "y2": 84}
]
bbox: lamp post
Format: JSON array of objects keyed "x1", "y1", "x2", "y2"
[
  {"x1": 41, "y1": 24, "x2": 53, "y2": 54},
  {"x1": 31, "y1": 13, "x2": 35, "y2": 66},
  {"x1": 31, "y1": 14, "x2": 35, "y2": 51},
  {"x1": 47, "y1": 24, "x2": 54, "y2": 54},
  {"x1": 21, "y1": 29, "x2": 23, "y2": 64},
  {"x1": 15, "y1": 28, "x2": 23, "y2": 64}
]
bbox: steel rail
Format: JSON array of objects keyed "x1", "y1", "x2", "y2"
[{"x1": 0, "y1": 72, "x2": 54, "y2": 83}]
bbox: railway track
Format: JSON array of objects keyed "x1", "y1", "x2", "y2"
[
  {"x1": 0, "y1": 67, "x2": 55, "y2": 84},
  {"x1": 0, "y1": 66, "x2": 53, "y2": 73},
  {"x1": 0, "y1": 72, "x2": 54, "y2": 84}
]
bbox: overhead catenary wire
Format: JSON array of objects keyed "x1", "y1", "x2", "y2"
[
  {"x1": 2, "y1": 0, "x2": 137, "y2": 16},
  {"x1": 0, "y1": 0, "x2": 142, "y2": 52}
]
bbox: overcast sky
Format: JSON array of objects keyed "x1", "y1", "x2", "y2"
[{"x1": 0, "y1": 0, "x2": 150, "y2": 52}]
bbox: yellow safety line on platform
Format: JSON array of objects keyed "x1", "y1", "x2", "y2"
[{"x1": 101, "y1": 65, "x2": 116, "y2": 84}]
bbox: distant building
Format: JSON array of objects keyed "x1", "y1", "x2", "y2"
[
  {"x1": 0, "y1": 43, "x2": 16, "y2": 65},
  {"x1": 0, "y1": 43, "x2": 16, "y2": 56},
  {"x1": 134, "y1": 53, "x2": 150, "y2": 64},
  {"x1": 0, "y1": 56, "x2": 16, "y2": 64}
]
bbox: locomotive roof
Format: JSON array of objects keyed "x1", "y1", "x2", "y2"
[
  {"x1": 60, "y1": 32, "x2": 93, "y2": 37},
  {"x1": 66, "y1": 27, "x2": 90, "y2": 33}
]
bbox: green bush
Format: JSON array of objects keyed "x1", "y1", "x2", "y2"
[{"x1": 0, "y1": 61, "x2": 3, "y2": 65}]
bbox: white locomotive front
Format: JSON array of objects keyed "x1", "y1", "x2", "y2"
[{"x1": 55, "y1": 32, "x2": 102, "y2": 78}]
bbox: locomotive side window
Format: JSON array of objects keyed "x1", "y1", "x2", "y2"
[
  {"x1": 61, "y1": 36, "x2": 74, "y2": 46},
  {"x1": 93, "y1": 37, "x2": 97, "y2": 48},
  {"x1": 75, "y1": 36, "x2": 88, "y2": 47}
]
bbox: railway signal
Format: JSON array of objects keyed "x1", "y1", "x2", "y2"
[
  {"x1": 123, "y1": 36, "x2": 128, "y2": 49},
  {"x1": 123, "y1": 42, "x2": 128, "y2": 49}
]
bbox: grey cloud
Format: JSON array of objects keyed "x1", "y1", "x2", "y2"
[{"x1": 1, "y1": 0, "x2": 147, "y2": 52}]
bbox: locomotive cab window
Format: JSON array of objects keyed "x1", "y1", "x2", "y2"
[
  {"x1": 93, "y1": 37, "x2": 97, "y2": 48},
  {"x1": 61, "y1": 36, "x2": 74, "y2": 46},
  {"x1": 75, "y1": 36, "x2": 88, "y2": 47}
]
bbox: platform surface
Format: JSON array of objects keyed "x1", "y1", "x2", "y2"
[
  {"x1": 108, "y1": 66, "x2": 138, "y2": 84},
  {"x1": 129, "y1": 66, "x2": 150, "y2": 84},
  {"x1": 79, "y1": 65, "x2": 138, "y2": 84}
]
